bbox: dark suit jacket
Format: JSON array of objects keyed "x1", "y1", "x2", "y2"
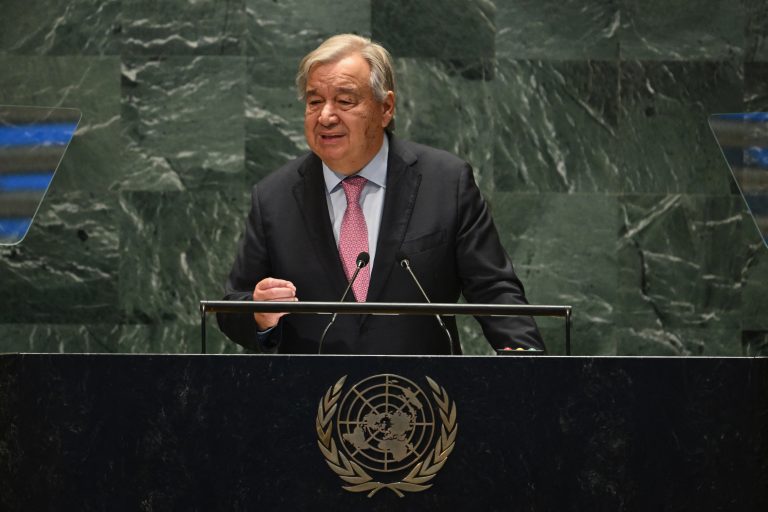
[{"x1": 218, "y1": 135, "x2": 544, "y2": 354}]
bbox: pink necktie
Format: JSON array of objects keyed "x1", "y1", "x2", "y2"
[{"x1": 339, "y1": 176, "x2": 370, "y2": 302}]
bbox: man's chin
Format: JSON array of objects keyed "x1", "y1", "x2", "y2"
[{"x1": 314, "y1": 149, "x2": 350, "y2": 168}]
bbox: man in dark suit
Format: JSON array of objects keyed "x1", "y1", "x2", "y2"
[{"x1": 218, "y1": 34, "x2": 544, "y2": 354}]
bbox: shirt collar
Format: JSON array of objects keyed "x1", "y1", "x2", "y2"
[{"x1": 322, "y1": 135, "x2": 389, "y2": 193}]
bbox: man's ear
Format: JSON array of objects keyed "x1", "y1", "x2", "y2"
[{"x1": 381, "y1": 91, "x2": 395, "y2": 127}]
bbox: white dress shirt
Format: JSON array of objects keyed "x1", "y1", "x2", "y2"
[{"x1": 322, "y1": 136, "x2": 388, "y2": 274}]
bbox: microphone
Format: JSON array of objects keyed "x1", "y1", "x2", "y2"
[
  {"x1": 396, "y1": 251, "x2": 455, "y2": 355},
  {"x1": 318, "y1": 251, "x2": 370, "y2": 354}
]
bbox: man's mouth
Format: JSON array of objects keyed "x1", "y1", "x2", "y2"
[{"x1": 320, "y1": 133, "x2": 345, "y2": 140}]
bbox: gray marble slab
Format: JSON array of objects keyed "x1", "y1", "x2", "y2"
[
  {"x1": 0, "y1": 191, "x2": 120, "y2": 323},
  {"x1": 246, "y1": 57, "x2": 308, "y2": 183},
  {"x1": 119, "y1": 56, "x2": 246, "y2": 191},
  {"x1": 394, "y1": 58, "x2": 495, "y2": 194},
  {"x1": 617, "y1": 61, "x2": 743, "y2": 194},
  {"x1": 618, "y1": 194, "x2": 749, "y2": 331},
  {"x1": 619, "y1": 0, "x2": 744, "y2": 60},
  {"x1": 496, "y1": 0, "x2": 619, "y2": 59},
  {"x1": 493, "y1": 59, "x2": 621, "y2": 193},
  {"x1": 0, "y1": 0, "x2": 120, "y2": 55},
  {"x1": 493, "y1": 192, "x2": 619, "y2": 355},
  {"x1": 123, "y1": 0, "x2": 246, "y2": 56},
  {"x1": 117, "y1": 190, "x2": 248, "y2": 326},
  {"x1": 372, "y1": 0, "x2": 494, "y2": 59},
  {"x1": 246, "y1": 0, "x2": 371, "y2": 58},
  {"x1": 746, "y1": 0, "x2": 768, "y2": 61}
]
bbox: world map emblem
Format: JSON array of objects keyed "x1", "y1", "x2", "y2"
[{"x1": 316, "y1": 374, "x2": 458, "y2": 497}]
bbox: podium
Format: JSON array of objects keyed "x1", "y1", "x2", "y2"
[{"x1": 1, "y1": 353, "x2": 766, "y2": 511}]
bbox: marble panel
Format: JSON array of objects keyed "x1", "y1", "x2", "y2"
[
  {"x1": 619, "y1": 0, "x2": 744, "y2": 60},
  {"x1": 493, "y1": 59, "x2": 621, "y2": 193},
  {"x1": 371, "y1": 0, "x2": 494, "y2": 59},
  {"x1": 745, "y1": 62, "x2": 768, "y2": 111},
  {"x1": 617, "y1": 61, "x2": 743, "y2": 194},
  {"x1": 496, "y1": 0, "x2": 619, "y2": 59},
  {"x1": 245, "y1": 57, "x2": 308, "y2": 183},
  {"x1": 492, "y1": 192, "x2": 619, "y2": 355},
  {"x1": 394, "y1": 58, "x2": 495, "y2": 193},
  {"x1": 123, "y1": 0, "x2": 245, "y2": 56},
  {"x1": 0, "y1": 324, "x2": 102, "y2": 353},
  {"x1": 457, "y1": 315, "x2": 493, "y2": 355},
  {"x1": 617, "y1": 195, "x2": 748, "y2": 335},
  {"x1": 119, "y1": 56, "x2": 246, "y2": 191},
  {"x1": 246, "y1": 0, "x2": 371, "y2": 58},
  {"x1": 113, "y1": 322, "x2": 240, "y2": 354},
  {"x1": 0, "y1": 192, "x2": 120, "y2": 323},
  {"x1": 741, "y1": 229, "x2": 768, "y2": 331},
  {"x1": 742, "y1": 330, "x2": 768, "y2": 356},
  {"x1": 0, "y1": 0, "x2": 120, "y2": 55},
  {"x1": 0, "y1": 56, "x2": 121, "y2": 193},
  {"x1": 117, "y1": 190, "x2": 249, "y2": 326},
  {"x1": 615, "y1": 327, "x2": 741, "y2": 356},
  {"x1": 746, "y1": 0, "x2": 768, "y2": 61}
]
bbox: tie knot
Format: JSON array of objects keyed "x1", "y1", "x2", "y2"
[{"x1": 341, "y1": 175, "x2": 367, "y2": 204}]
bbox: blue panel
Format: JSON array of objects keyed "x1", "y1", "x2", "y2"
[
  {"x1": 0, "y1": 122, "x2": 78, "y2": 147},
  {"x1": 0, "y1": 172, "x2": 54, "y2": 192},
  {"x1": 0, "y1": 217, "x2": 32, "y2": 240},
  {"x1": 715, "y1": 112, "x2": 768, "y2": 122},
  {"x1": 745, "y1": 147, "x2": 768, "y2": 168}
]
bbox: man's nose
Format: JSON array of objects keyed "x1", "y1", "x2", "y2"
[{"x1": 318, "y1": 102, "x2": 338, "y2": 126}]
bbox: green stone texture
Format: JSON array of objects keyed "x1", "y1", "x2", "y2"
[
  {"x1": 617, "y1": 61, "x2": 743, "y2": 194},
  {"x1": 246, "y1": 57, "x2": 309, "y2": 183},
  {"x1": 493, "y1": 59, "x2": 621, "y2": 193},
  {"x1": 0, "y1": 0, "x2": 766, "y2": 355},
  {"x1": 620, "y1": 0, "x2": 745, "y2": 60},
  {"x1": 372, "y1": 0, "x2": 495, "y2": 59},
  {"x1": 746, "y1": 0, "x2": 768, "y2": 61},
  {"x1": 496, "y1": 0, "x2": 619, "y2": 59},
  {"x1": 123, "y1": 0, "x2": 246, "y2": 56},
  {"x1": 247, "y1": 0, "x2": 371, "y2": 58},
  {"x1": 0, "y1": 0, "x2": 121, "y2": 56}
]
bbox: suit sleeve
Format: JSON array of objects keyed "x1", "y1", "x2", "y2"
[
  {"x1": 217, "y1": 184, "x2": 282, "y2": 352},
  {"x1": 454, "y1": 165, "x2": 545, "y2": 352}
]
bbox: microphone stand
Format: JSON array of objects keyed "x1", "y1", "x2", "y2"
[
  {"x1": 318, "y1": 252, "x2": 369, "y2": 354},
  {"x1": 398, "y1": 255, "x2": 455, "y2": 355}
]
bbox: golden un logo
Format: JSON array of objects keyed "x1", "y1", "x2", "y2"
[{"x1": 316, "y1": 374, "x2": 458, "y2": 497}]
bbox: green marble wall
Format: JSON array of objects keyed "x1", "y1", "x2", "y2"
[{"x1": 1, "y1": 0, "x2": 767, "y2": 356}]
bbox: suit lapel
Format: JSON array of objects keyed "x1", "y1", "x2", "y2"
[
  {"x1": 292, "y1": 154, "x2": 347, "y2": 298},
  {"x1": 367, "y1": 136, "x2": 421, "y2": 303}
]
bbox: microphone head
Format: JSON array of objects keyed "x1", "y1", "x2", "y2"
[
  {"x1": 356, "y1": 251, "x2": 370, "y2": 267},
  {"x1": 395, "y1": 250, "x2": 409, "y2": 268}
]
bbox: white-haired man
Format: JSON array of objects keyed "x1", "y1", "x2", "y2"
[{"x1": 218, "y1": 34, "x2": 544, "y2": 354}]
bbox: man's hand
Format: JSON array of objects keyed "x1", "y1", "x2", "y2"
[{"x1": 252, "y1": 278, "x2": 298, "y2": 330}]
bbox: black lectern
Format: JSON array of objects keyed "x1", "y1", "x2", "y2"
[{"x1": 1, "y1": 354, "x2": 766, "y2": 511}]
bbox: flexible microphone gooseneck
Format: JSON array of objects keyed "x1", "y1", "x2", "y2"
[
  {"x1": 395, "y1": 251, "x2": 455, "y2": 355},
  {"x1": 317, "y1": 251, "x2": 370, "y2": 354}
]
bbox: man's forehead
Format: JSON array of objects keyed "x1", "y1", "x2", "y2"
[{"x1": 306, "y1": 56, "x2": 370, "y2": 92}]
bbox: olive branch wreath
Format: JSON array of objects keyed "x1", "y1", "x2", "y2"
[{"x1": 316, "y1": 375, "x2": 458, "y2": 498}]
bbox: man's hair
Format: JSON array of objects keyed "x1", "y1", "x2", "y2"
[{"x1": 296, "y1": 34, "x2": 396, "y2": 127}]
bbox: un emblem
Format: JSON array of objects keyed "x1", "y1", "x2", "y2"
[{"x1": 316, "y1": 374, "x2": 458, "y2": 497}]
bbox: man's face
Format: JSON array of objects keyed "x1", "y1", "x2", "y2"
[{"x1": 304, "y1": 53, "x2": 394, "y2": 175}]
